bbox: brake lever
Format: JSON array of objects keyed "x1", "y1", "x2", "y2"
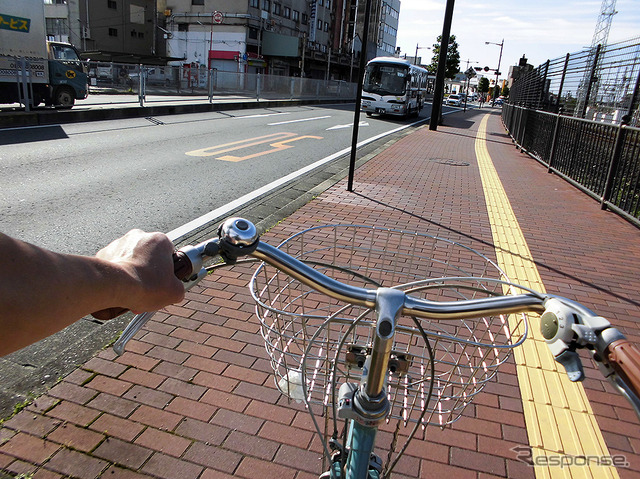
[
  {"x1": 112, "y1": 239, "x2": 220, "y2": 356},
  {"x1": 112, "y1": 217, "x2": 261, "y2": 356},
  {"x1": 112, "y1": 268, "x2": 208, "y2": 355}
]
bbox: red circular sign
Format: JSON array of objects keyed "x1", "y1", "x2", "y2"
[{"x1": 213, "y1": 11, "x2": 223, "y2": 24}]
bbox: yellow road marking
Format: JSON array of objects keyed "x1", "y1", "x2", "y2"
[
  {"x1": 185, "y1": 132, "x2": 323, "y2": 162},
  {"x1": 474, "y1": 114, "x2": 618, "y2": 478},
  {"x1": 186, "y1": 132, "x2": 296, "y2": 157},
  {"x1": 217, "y1": 135, "x2": 323, "y2": 162}
]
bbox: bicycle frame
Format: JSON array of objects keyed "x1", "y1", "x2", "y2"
[{"x1": 327, "y1": 288, "x2": 404, "y2": 478}]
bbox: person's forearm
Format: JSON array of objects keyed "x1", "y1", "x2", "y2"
[{"x1": 0, "y1": 233, "x2": 135, "y2": 356}]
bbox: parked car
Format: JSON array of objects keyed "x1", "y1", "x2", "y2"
[{"x1": 446, "y1": 94, "x2": 462, "y2": 106}]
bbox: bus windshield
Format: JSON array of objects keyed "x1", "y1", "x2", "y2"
[{"x1": 363, "y1": 63, "x2": 408, "y2": 96}]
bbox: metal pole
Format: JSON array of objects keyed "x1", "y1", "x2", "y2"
[
  {"x1": 601, "y1": 118, "x2": 629, "y2": 209},
  {"x1": 580, "y1": 44, "x2": 601, "y2": 119},
  {"x1": 429, "y1": 0, "x2": 455, "y2": 131},
  {"x1": 491, "y1": 39, "x2": 503, "y2": 107},
  {"x1": 625, "y1": 66, "x2": 640, "y2": 120},
  {"x1": 346, "y1": 0, "x2": 372, "y2": 192},
  {"x1": 539, "y1": 60, "x2": 549, "y2": 110},
  {"x1": 547, "y1": 54, "x2": 570, "y2": 172}
]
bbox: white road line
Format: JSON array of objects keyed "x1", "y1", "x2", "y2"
[
  {"x1": 326, "y1": 121, "x2": 369, "y2": 130},
  {"x1": 236, "y1": 112, "x2": 289, "y2": 119},
  {"x1": 268, "y1": 115, "x2": 332, "y2": 126},
  {"x1": 167, "y1": 116, "x2": 428, "y2": 241}
]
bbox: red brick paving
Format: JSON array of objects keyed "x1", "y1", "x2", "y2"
[{"x1": 1, "y1": 110, "x2": 639, "y2": 478}]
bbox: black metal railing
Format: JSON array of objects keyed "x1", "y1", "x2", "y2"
[
  {"x1": 508, "y1": 37, "x2": 640, "y2": 126},
  {"x1": 502, "y1": 103, "x2": 640, "y2": 228}
]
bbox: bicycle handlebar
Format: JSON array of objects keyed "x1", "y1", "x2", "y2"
[{"x1": 111, "y1": 217, "x2": 640, "y2": 417}]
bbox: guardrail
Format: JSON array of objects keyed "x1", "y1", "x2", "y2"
[{"x1": 502, "y1": 102, "x2": 640, "y2": 228}]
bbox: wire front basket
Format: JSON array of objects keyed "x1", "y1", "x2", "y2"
[{"x1": 250, "y1": 225, "x2": 528, "y2": 428}]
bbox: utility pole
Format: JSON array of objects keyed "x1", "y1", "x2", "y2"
[
  {"x1": 347, "y1": 0, "x2": 372, "y2": 192},
  {"x1": 429, "y1": 0, "x2": 455, "y2": 131},
  {"x1": 485, "y1": 39, "x2": 503, "y2": 106}
]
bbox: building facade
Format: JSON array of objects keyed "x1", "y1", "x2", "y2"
[{"x1": 41, "y1": 0, "x2": 401, "y2": 79}]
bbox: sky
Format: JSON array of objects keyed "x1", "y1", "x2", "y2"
[{"x1": 395, "y1": 0, "x2": 640, "y2": 76}]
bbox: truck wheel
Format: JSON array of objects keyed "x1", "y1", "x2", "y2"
[{"x1": 54, "y1": 87, "x2": 75, "y2": 109}]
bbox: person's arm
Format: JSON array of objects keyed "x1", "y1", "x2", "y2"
[{"x1": 0, "y1": 230, "x2": 185, "y2": 356}]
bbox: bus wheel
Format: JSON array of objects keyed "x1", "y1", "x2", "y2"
[{"x1": 54, "y1": 87, "x2": 75, "y2": 109}]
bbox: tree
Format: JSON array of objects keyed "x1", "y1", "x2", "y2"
[
  {"x1": 478, "y1": 77, "x2": 490, "y2": 94},
  {"x1": 427, "y1": 34, "x2": 461, "y2": 79}
]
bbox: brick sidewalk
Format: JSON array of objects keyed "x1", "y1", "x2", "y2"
[{"x1": 1, "y1": 109, "x2": 639, "y2": 479}]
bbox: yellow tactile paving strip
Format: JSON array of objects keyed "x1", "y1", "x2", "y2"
[{"x1": 474, "y1": 114, "x2": 619, "y2": 479}]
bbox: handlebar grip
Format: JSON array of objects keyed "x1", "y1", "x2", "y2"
[
  {"x1": 91, "y1": 252, "x2": 193, "y2": 320},
  {"x1": 606, "y1": 339, "x2": 640, "y2": 399}
]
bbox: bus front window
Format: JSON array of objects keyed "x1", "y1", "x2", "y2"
[{"x1": 363, "y1": 64, "x2": 408, "y2": 96}]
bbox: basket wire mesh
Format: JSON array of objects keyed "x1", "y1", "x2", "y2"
[{"x1": 250, "y1": 225, "x2": 529, "y2": 433}]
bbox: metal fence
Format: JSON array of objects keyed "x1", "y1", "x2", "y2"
[
  {"x1": 502, "y1": 103, "x2": 640, "y2": 228},
  {"x1": 503, "y1": 37, "x2": 640, "y2": 228},
  {"x1": 86, "y1": 61, "x2": 357, "y2": 104},
  {"x1": 508, "y1": 37, "x2": 640, "y2": 125},
  {"x1": 1, "y1": 56, "x2": 357, "y2": 109}
]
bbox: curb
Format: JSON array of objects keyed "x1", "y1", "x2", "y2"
[{"x1": 0, "y1": 98, "x2": 353, "y2": 128}]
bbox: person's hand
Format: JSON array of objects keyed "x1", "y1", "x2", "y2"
[{"x1": 93, "y1": 230, "x2": 185, "y2": 319}]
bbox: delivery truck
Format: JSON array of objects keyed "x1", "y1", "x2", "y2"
[{"x1": 0, "y1": 0, "x2": 88, "y2": 108}]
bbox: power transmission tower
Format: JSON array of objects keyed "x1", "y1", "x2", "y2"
[{"x1": 575, "y1": 0, "x2": 617, "y2": 117}]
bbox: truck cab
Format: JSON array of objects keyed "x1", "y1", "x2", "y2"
[{"x1": 44, "y1": 41, "x2": 88, "y2": 107}]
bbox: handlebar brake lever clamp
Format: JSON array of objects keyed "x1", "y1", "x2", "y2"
[{"x1": 540, "y1": 298, "x2": 613, "y2": 382}]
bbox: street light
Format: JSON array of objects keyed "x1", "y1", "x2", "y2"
[
  {"x1": 485, "y1": 39, "x2": 504, "y2": 106},
  {"x1": 414, "y1": 44, "x2": 430, "y2": 66}
]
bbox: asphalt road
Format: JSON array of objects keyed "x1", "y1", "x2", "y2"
[{"x1": 1, "y1": 103, "x2": 430, "y2": 255}]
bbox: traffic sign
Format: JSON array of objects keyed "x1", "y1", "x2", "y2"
[{"x1": 213, "y1": 11, "x2": 223, "y2": 24}]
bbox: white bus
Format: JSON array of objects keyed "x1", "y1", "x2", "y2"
[{"x1": 360, "y1": 57, "x2": 430, "y2": 118}]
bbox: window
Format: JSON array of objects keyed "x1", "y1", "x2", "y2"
[
  {"x1": 292, "y1": 10, "x2": 299, "y2": 21},
  {"x1": 108, "y1": 27, "x2": 118, "y2": 36},
  {"x1": 192, "y1": 0, "x2": 204, "y2": 5},
  {"x1": 262, "y1": 0, "x2": 270, "y2": 11},
  {"x1": 301, "y1": 13, "x2": 307, "y2": 24},
  {"x1": 107, "y1": 0, "x2": 117, "y2": 9},
  {"x1": 50, "y1": 43, "x2": 80, "y2": 61},
  {"x1": 273, "y1": 2, "x2": 281, "y2": 15},
  {"x1": 326, "y1": 0, "x2": 331, "y2": 8},
  {"x1": 45, "y1": 18, "x2": 67, "y2": 37},
  {"x1": 324, "y1": 21, "x2": 329, "y2": 32},
  {"x1": 318, "y1": 0, "x2": 323, "y2": 5},
  {"x1": 249, "y1": 0, "x2": 259, "y2": 7},
  {"x1": 317, "y1": 19, "x2": 322, "y2": 29},
  {"x1": 178, "y1": 23, "x2": 189, "y2": 31},
  {"x1": 283, "y1": 6, "x2": 291, "y2": 18},
  {"x1": 249, "y1": 27, "x2": 258, "y2": 39}
]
